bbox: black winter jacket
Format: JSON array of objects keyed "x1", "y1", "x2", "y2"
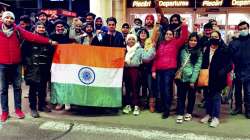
[
  {"x1": 23, "y1": 33, "x2": 54, "y2": 84},
  {"x1": 201, "y1": 42, "x2": 232, "y2": 92},
  {"x1": 91, "y1": 31, "x2": 125, "y2": 48},
  {"x1": 229, "y1": 35, "x2": 250, "y2": 81}
]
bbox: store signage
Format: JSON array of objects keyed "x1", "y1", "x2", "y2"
[
  {"x1": 158, "y1": 0, "x2": 189, "y2": 7},
  {"x1": 202, "y1": 0, "x2": 223, "y2": 6},
  {"x1": 41, "y1": 9, "x2": 58, "y2": 15},
  {"x1": 61, "y1": 10, "x2": 77, "y2": 17},
  {"x1": 131, "y1": 0, "x2": 189, "y2": 8},
  {"x1": 132, "y1": 0, "x2": 151, "y2": 7},
  {"x1": 232, "y1": 0, "x2": 250, "y2": 6},
  {"x1": 41, "y1": 9, "x2": 76, "y2": 17}
]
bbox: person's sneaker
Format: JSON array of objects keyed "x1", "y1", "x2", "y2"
[
  {"x1": 200, "y1": 114, "x2": 211, "y2": 123},
  {"x1": 55, "y1": 104, "x2": 63, "y2": 110},
  {"x1": 230, "y1": 108, "x2": 242, "y2": 116},
  {"x1": 162, "y1": 111, "x2": 169, "y2": 119},
  {"x1": 245, "y1": 113, "x2": 250, "y2": 119},
  {"x1": 65, "y1": 104, "x2": 71, "y2": 111},
  {"x1": 31, "y1": 110, "x2": 40, "y2": 118},
  {"x1": 38, "y1": 106, "x2": 52, "y2": 112},
  {"x1": 184, "y1": 113, "x2": 192, "y2": 121},
  {"x1": 133, "y1": 106, "x2": 140, "y2": 116},
  {"x1": 209, "y1": 117, "x2": 220, "y2": 128},
  {"x1": 176, "y1": 115, "x2": 184, "y2": 124},
  {"x1": 15, "y1": 109, "x2": 25, "y2": 119},
  {"x1": 122, "y1": 105, "x2": 132, "y2": 114},
  {"x1": 1, "y1": 112, "x2": 9, "y2": 122}
]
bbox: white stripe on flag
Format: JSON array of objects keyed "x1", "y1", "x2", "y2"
[{"x1": 51, "y1": 64, "x2": 123, "y2": 88}]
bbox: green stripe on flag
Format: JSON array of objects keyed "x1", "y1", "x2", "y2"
[{"x1": 51, "y1": 83, "x2": 122, "y2": 107}]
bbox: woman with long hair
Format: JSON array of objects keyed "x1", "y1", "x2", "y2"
[
  {"x1": 200, "y1": 31, "x2": 232, "y2": 127},
  {"x1": 175, "y1": 32, "x2": 203, "y2": 123}
]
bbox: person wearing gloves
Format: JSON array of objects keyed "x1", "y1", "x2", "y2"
[
  {"x1": 0, "y1": 11, "x2": 57, "y2": 122},
  {"x1": 122, "y1": 34, "x2": 155, "y2": 116}
]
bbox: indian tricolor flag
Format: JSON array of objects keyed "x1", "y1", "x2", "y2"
[{"x1": 51, "y1": 44, "x2": 125, "y2": 107}]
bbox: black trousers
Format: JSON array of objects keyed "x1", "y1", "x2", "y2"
[
  {"x1": 176, "y1": 81, "x2": 196, "y2": 115},
  {"x1": 234, "y1": 78, "x2": 243, "y2": 109},
  {"x1": 243, "y1": 80, "x2": 250, "y2": 113},
  {"x1": 28, "y1": 80, "x2": 47, "y2": 110}
]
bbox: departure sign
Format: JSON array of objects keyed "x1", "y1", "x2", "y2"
[
  {"x1": 202, "y1": 0, "x2": 223, "y2": 6},
  {"x1": 131, "y1": 0, "x2": 189, "y2": 8},
  {"x1": 232, "y1": 0, "x2": 250, "y2": 6},
  {"x1": 158, "y1": 0, "x2": 189, "y2": 7}
]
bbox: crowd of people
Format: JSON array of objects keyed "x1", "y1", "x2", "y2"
[{"x1": 0, "y1": 1, "x2": 250, "y2": 128}]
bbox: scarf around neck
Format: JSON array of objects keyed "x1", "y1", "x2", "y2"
[
  {"x1": 125, "y1": 43, "x2": 139, "y2": 65},
  {"x1": 2, "y1": 24, "x2": 14, "y2": 37}
]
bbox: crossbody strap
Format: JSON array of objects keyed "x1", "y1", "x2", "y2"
[{"x1": 179, "y1": 53, "x2": 191, "y2": 71}]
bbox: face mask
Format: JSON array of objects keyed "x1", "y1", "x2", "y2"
[
  {"x1": 95, "y1": 25, "x2": 102, "y2": 30},
  {"x1": 133, "y1": 25, "x2": 140, "y2": 29},
  {"x1": 239, "y1": 30, "x2": 249, "y2": 37},
  {"x1": 170, "y1": 23, "x2": 179, "y2": 30},
  {"x1": 210, "y1": 38, "x2": 220, "y2": 45}
]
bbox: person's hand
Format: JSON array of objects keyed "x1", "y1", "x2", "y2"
[
  {"x1": 96, "y1": 30, "x2": 102, "y2": 35},
  {"x1": 50, "y1": 40, "x2": 58, "y2": 46},
  {"x1": 190, "y1": 83, "x2": 195, "y2": 88},
  {"x1": 80, "y1": 33, "x2": 88, "y2": 38},
  {"x1": 156, "y1": 14, "x2": 161, "y2": 24},
  {"x1": 152, "y1": 72, "x2": 157, "y2": 79},
  {"x1": 155, "y1": 0, "x2": 159, "y2": 7},
  {"x1": 182, "y1": 17, "x2": 187, "y2": 25}
]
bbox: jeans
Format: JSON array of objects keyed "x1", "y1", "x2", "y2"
[
  {"x1": 243, "y1": 80, "x2": 250, "y2": 113},
  {"x1": 234, "y1": 78, "x2": 243, "y2": 109},
  {"x1": 176, "y1": 82, "x2": 196, "y2": 115},
  {"x1": 205, "y1": 89, "x2": 221, "y2": 118},
  {"x1": 0, "y1": 64, "x2": 22, "y2": 112},
  {"x1": 156, "y1": 69, "x2": 176, "y2": 113}
]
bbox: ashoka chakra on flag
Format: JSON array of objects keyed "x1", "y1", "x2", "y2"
[{"x1": 50, "y1": 44, "x2": 125, "y2": 107}]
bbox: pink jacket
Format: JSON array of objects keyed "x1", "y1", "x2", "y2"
[
  {"x1": 152, "y1": 24, "x2": 188, "y2": 72},
  {"x1": 0, "y1": 22, "x2": 50, "y2": 64}
]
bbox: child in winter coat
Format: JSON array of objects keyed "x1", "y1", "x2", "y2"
[{"x1": 23, "y1": 22, "x2": 54, "y2": 118}]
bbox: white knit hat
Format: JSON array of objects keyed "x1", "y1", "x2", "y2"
[
  {"x1": 126, "y1": 34, "x2": 138, "y2": 43},
  {"x1": 2, "y1": 11, "x2": 15, "y2": 20}
]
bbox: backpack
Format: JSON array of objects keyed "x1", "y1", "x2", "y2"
[{"x1": 16, "y1": 29, "x2": 24, "y2": 47}]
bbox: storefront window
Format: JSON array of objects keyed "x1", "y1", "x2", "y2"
[
  {"x1": 196, "y1": 13, "x2": 226, "y2": 41},
  {"x1": 130, "y1": 13, "x2": 193, "y2": 31}
]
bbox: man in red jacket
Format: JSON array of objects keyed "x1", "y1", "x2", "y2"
[{"x1": 0, "y1": 11, "x2": 57, "y2": 122}]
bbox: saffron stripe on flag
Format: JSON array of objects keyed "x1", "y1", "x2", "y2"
[{"x1": 53, "y1": 44, "x2": 125, "y2": 68}]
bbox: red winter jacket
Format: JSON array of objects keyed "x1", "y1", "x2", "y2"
[
  {"x1": 152, "y1": 24, "x2": 188, "y2": 72},
  {"x1": 0, "y1": 22, "x2": 50, "y2": 64}
]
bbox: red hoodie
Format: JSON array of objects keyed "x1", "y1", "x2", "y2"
[
  {"x1": 152, "y1": 24, "x2": 188, "y2": 72},
  {"x1": 0, "y1": 22, "x2": 50, "y2": 64}
]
